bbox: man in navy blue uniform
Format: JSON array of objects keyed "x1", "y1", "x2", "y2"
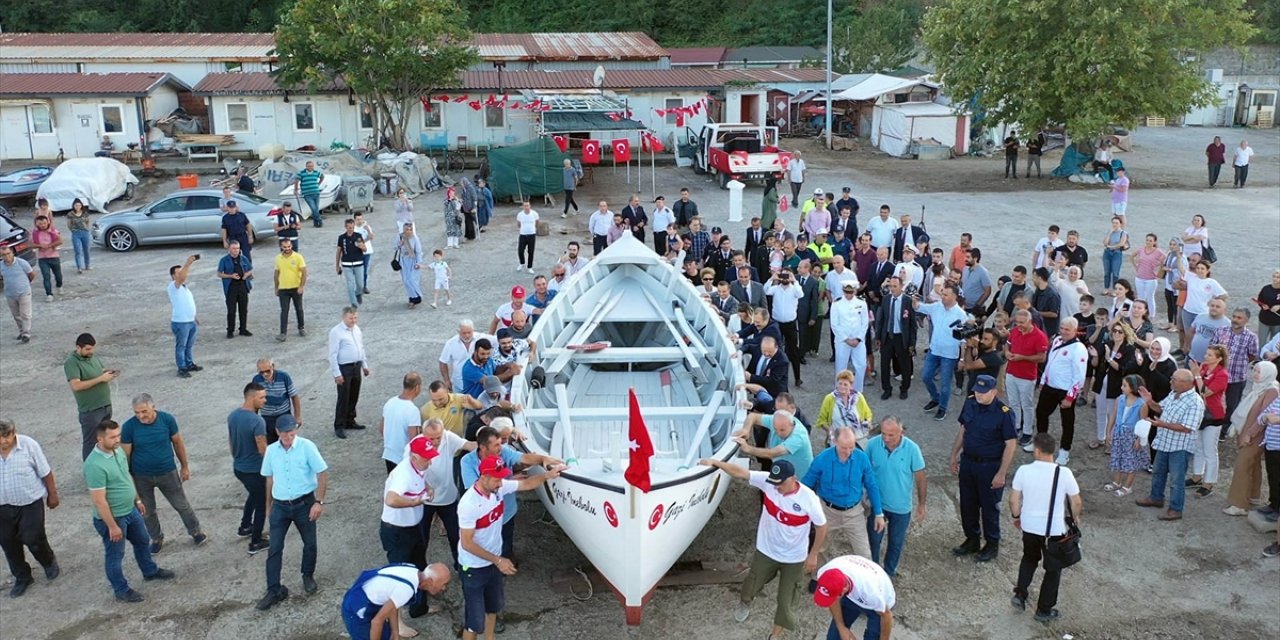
[{"x1": 947, "y1": 374, "x2": 1018, "y2": 562}]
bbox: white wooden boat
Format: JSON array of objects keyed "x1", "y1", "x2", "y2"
[
  {"x1": 277, "y1": 173, "x2": 342, "y2": 219},
  {"x1": 510, "y1": 234, "x2": 747, "y2": 625}
]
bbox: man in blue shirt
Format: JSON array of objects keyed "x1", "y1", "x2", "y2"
[
  {"x1": 948, "y1": 375, "x2": 1017, "y2": 563},
  {"x1": 864, "y1": 417, "x2": 927, "y2": 577},
  {"x1": 914, "y1": 282, "x2": 969, "y2": 421},
  {"x1": 461, "y1": 339, "x2": 498, "y2": 398},
  {"x1": 802, "y1": 426, "x2": 883, "y2": 560},
  {"x1": 251, "y1": 358, "x2": 303, "y2": 444},
  {"x1": 121, "y1": 394, "x2": 206, "y2": 554},
  {"x1": 257, "y1": 416, "x2": 329, "y2": 611},
  {"x1": 217, "y1": 241, "x2": 253, "y2": 339},
  {"x1": 735, "y1": 410, "x2": 814, "y2": 478},
  {"x1": 228, "y1": 382, "x2": 269, "y2": 554}
]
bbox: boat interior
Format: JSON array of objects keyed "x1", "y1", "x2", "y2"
[{"x1": 512, "y1": 246, "x2": 746, "y2": 482}]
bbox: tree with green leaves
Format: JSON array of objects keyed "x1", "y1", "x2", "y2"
[
  {"x1": 833, "y1": 0, "x2": 926, "y2": 74},
  {"x1": 274, "y1": 0, "x2": 478, "y2": 150},
  {"x1": 921, "y1": 0, "x2": 1257, "y2": 138}
]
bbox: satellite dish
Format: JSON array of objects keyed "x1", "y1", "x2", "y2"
[{"x1": 593, "y1": 65, "x2": 605, "y2": 88}]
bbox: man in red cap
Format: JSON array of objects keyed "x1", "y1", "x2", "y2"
[
  {"x1": 380, "y1": 435, "x2": 440, "y2": 634},
  {"x1": 488, "y1": 286, "x2": 527, "y2": 335},
  {"x1": 699, "y1": 458, "x2": 828, "y2": 640},
  {"x1": 812, "y1": 554, "x2": 896, "y2": 640},
  {"x1": 457, "y1": 455, "x2": 562, "y2": 640}
]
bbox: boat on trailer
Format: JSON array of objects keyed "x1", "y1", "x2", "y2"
[{"x1": 509, "y1": 234, "x2": 748, "y2": 625}]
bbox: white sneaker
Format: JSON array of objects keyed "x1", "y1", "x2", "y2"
[
  {"x1": 527, "y1": 268, "x2": 536, "y2": 275},
  {"x1": 1055, "y1": 450, "x2": 1070, "y2": 465},
  {"x1": 1223, "y1": 505, "x2": 1248, "y2": 516},
  {"x1": 733, "y1": 602, "x2": 751, "y2": 623},
  {"x1": 1022, "y1": 442, "x2": 1035, "y2": 453},
  {"x1": 561, "y1": 213, "x2": 568, "y2": 219},
  {"x1": 514, "y1": 264, "x2": 523, "y2": 272}
]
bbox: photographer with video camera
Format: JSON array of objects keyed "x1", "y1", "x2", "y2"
[
  {"x1": 913, "y1": 282, "x2": 969, "y2": 421},
  {"x1": 959, "y1": 328, "x2": 1006, "y2": 396}
]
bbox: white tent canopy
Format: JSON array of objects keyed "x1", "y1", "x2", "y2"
[
  {"x1": 871, "y1": 102, "x2": 966, "y2": 157},
  {"x1": 833, "y1": 73, "x2": 931, "y2": 102}
]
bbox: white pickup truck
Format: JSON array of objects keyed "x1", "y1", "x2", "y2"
[{"x1": 692, "y1": 122, "x2": 792, "y2": 188}]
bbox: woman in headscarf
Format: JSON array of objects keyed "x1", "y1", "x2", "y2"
[
  {"x1": 1142, "y1": 337, "x2": 1177, "y2": 402},
  {"x1": 815, "y1": 369, "x2": 873, "y2": 448},
  {"x1": 396, "y1": 222, "x2": 424, "y2": 309},
  {"x1": 459, "y1": 177, "x2": 479, "y2": 240},
  {"x1": 1223, "y1": 361, "x2": 1280, "y2": 516},
  {"x1": 443, "y1": 187, "x2": 463, "y2": 249},
  {"x1": 477, "y1": 178, "x2": 495, "y2": 233},
  {"x1": 760, "y1": 177, "x2": 780, "y2": 231}
]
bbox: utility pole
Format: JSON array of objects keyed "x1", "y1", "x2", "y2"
[{"x1": 824, "y1": 0, "x2": 833, "y2": 150}]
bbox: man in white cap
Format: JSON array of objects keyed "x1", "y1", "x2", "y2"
[
  {"x1": 831, "y1": 280, "x2": 870, "y2": 390},
  {"x1": 700, "y1": 458, "x2": 827, "y2": 640},
  {"x1": 812, "y1": 553, "x2": 896, "y2": 640},
  {"x1": 340, "y1": 561, "x2": 452, "y2": 640},
  {"x1": 380, "y1": 435, "x2": 440, "y2": 635}
]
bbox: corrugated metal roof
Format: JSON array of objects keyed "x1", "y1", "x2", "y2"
[
  {"x1": 667, "y1": 48, "x2": 727, "y2": 65},
  {"x1": 467, "y1": 32, "x2": 666, "y2": 61},
  {"x1": 0, "y1": 32, "x2": 276, "y2": 61},
  {"x1": 191, "y1": 72, "x2": 347, "y2": 96},
  {"x1": 0, "y1": 72, "x2": 190, "y2": 96},
  {"x1": 723, "y1": 47, "x2": 824, "y2": 63}
]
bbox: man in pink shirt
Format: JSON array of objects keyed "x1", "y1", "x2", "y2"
[{"x1": 30, "y1": 216, "x2": 63, "y2": 302}]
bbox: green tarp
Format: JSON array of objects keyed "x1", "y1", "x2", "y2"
[
  {"x1": 487, "y1": 137, "x2": 570, "y2": 200},
  {"x1": 542, "y1": 111, "x2": 647, "y2": 133}
]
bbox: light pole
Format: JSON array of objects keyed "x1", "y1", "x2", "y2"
[{"x1": 824, "y1": 0, "x2": 833, "y2": 150}]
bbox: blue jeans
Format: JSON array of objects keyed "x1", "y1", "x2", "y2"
[
  {"x1": 170, "y1": 321, "x2": 197, "y2": 371},
  {"x1": 304, "y1": 193, "x2": 322, "y2": 226},
  {"x1": 266, "y1": 498, "x2": 318, "y2": 593},
  {"x1": 921, "y1": 353, "x2": 958, "y2": 411},
  {"x1": 827, "y1": 596, "x2": 884, "y2": 640},
  {"x1": 37, "y1": 257, "x2": 62, "y2": 296},
  {"x1": 1102, "y1": 248, "x2": 1124, "y2": 290},
  {"x1": 1149, "y1": 449, "x2": 1191, "y2": 512},
  {"x1": 867, "y1": 510, "x2": 911, "y2": 576},
  {"x1": 342, "y1": 265, "x2": 365, "y2": 306},
  {"x1": 92, "y1": 508, "x2": 158, "y2": 595},
  {"x1": 361, "y1": 254, "x2": 371, "y2": 288},
  {"x1": 72, "y1": 229, "x2": 92, "y2": 269}
]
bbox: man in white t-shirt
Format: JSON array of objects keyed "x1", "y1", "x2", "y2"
[
  {"x1": 340, "y1": 561, "x2": 451, "y2": 640},
  {"x1": 701, "y1": 458, "x2": 827, "y2": 640},
  {"x1": 457, "y1": 456, "x2": 562, "y2": 640},
  {"x1": 380, "y1": 436, "x2": 441, "y2": 630},
  {"x1": 514, "y1": 201, "x2": 539, "y2": 275},
  {"x1": 787, "y1": 151, "x2": 807, "y2": 206},
  {"x1": 812, "y1": 553, "x2": 896, "y2": 640},
  {"x1": 1232, "y1": 139, "x2": 1253, "y2": 188},
  {"x1": 439, "y1": 320, "x2": 494, "y2": 393},
  {"x1": 489, "y1": 286, "x2": 527, "y2": 335},
  {"x1": 1009, "y1": 433, "x2": 1082, "y2": 624},
  {"x1": 418, "y1": 420, "x2": 477, "y2": 569},
  {"x1": 167, "y1": 254, "x2": 201, "y2": 377},
  {"x1": 380, "y1": 373, "x2": 424, "y2": 473},
  {"x1": 1031, "y1": 225, "x2": 1065, "y2": 270}
]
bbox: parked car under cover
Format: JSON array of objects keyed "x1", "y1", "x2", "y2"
[
  {"x1": 36, "y1": 157, "x2": 138, "y2": 212},
  {"x1": 92, "y1": 189, "x2": 280, "y2": 252},
  {"x1": 0, "y1": 166, "x2": 54, "y2": 203}
]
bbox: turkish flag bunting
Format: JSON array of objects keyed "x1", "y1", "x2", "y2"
[
  {"x1": 552, "y1": 135, "x2": 569, "y2": 153},
  {"x1": 510, "y1": 101, "x2": 522, "y2": 109},
  {"x1": 655, "y1": 108, "x2": 667, "y2": 117},
  {"x1": 624, "y1": 388, "x2": 655, "y2": 493},
  {"x1": 612, "y1": 138, "x2": 631, "y2": 162},
  {"x1": 582, "y1": 139, "x2": 601, "y2": 164},
  {"x1": 437, "y1": 94, "x2": 449, "y2": 102},
  {"x1": 676, "y1": 113, "x2": 685, "y2": 127},
  {"x1": 453, "y1": 94, "x2": 469, "y2": 103},
  {"x1": 485, "y1": 95, "x2": 497, "y2": 107},
  {"x1": 468, "y1": 101, "x2": 482, "y2": 111},
  {"x1": 529, "y1": 99, "x2": 543, "y2": 110},
  {"x1": 420, "y1": 96, "x2": 431, "y2": 112},
  {"x1": 607, "y1": 112, "x2": 621, "y2": 121}
]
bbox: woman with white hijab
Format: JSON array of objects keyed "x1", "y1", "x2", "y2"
[{"x1": 1223, "y1": 361, "x2": 1280, "y2": 516}]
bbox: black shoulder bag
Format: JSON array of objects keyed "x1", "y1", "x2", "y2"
[
  {"x1": 1199, "y1": 236, "x2": 1217, "y2": 264},
  {"x1": 1042, "y1": 466, "x2": 1083, "y2": 571}
]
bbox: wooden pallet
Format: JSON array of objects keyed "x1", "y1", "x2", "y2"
[{"x1": 1145, "y1": 116, "x2": 1166, "y2": 127}]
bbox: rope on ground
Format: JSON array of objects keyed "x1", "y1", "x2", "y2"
[{"x1": 569, "y1": 567, "x2": 593, "y2": 601}]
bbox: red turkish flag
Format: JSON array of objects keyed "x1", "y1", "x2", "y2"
[
  {"x1": 650, "y1": 136, "x2": 665, "y2": 153},
  {"x1": 437, "y1": 94, "x2": 450, "y2": 102},
  {"x1": 624, "y1": 389, "x2": 654, "y2": 493},
  {"x1": 676, "y1": 112, "x2": 685, "y2": 127},
  {"x1": 582, "y1": 139, "x2": 601, "y2": 165},
  {"x1": 612, "y1": 138, "x2": 631, "y2": 162},
  {"x1": 552, "y1": 135, "x2": 569, "y2": 153},
  {"x1": 468, "y1": 101, "x2": 483, "y2": 111},
  {"x1": 452, "y1": 94, "x2": 469, "y2": 103}
]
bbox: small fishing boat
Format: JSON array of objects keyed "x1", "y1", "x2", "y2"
[
  {"x1": 277, "y1": 173, "x2": 342, "y2": 219},
  {"x1": 510, "y1": 234, "x2": 747, "y2": 625}
]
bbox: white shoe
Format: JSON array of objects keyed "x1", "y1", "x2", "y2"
[
  {"x1": 515, "y1": 264, "x2": 523, "y2": 272},
  {"x1": 446, "y1": 300, "x2": 452, "y2": 306},
  {"x1": 733, "y1": 602, "x2": 750, "y2": 623},
  {"x1": 527, "y1": 268, "x2": 536, "y2": 275},
  {"x1": 1055, "y1": 450, "x2": 1070, "y2": 465},
  {"x1": 1022, "y1": 442, "x2": 1035, "y2": 453},
  {"x1": 1223, "y1": 505, "x2": 1248, "y2": 516},
  {"x1": 561, "y1": 213, "x2": 568, "y2": 219}
]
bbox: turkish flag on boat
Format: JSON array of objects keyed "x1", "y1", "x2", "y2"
[
  {"x1": 582, "y1": 139, "x2": 602, "y2": 165},
  {"x1": 612, "y1": 138, "x2": 631, "y2": 162},
  {"x1": 624, "y1": 388, "x2": 655, "y2": 493}
]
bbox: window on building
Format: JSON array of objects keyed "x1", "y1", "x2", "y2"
[
  {"x1": 665, "y1": 98, "x2": 683, "y2": 125},
  {"x1": 100, "y1": 105, "x2": 124, "y2": 134},
  {"x1": 293, "y1": 103, "x2": 316, "y2": 131},
  {"x1": 423, "y1": 103, "x2": 442, "y2": 129},
  {"x1": 359, "y1": 102, "x2": 375, "y2": 130},
  {"x1": 226, "y1": 103, "x2": 250, "y2": 133},
  {"x1": 1252, "y1": 92, "x2": 1276, "y2": 107},
  {"x1": 224, "y1": 62, "x2": 243, "y2": 73},
  {"x1": 484, "y1": 105, "x2": 504, "y2": 128},
  {"x1": 30, "y1": 104, "x2": 53, "y2": 134}
]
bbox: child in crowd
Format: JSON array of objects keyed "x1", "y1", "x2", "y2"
[
  {"x1": 1105, "y1": 374, "x2": 1148, "y2": 497},
  {"x1": 428, "y1": 249, "x2": 452, "y2": 308}
]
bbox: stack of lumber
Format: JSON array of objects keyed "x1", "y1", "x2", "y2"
[{"x1": 176, "y1": 133, "x2": 236, "y2": 145}]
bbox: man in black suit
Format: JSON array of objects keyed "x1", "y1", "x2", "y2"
[
  {"x1": 730, "y1": 252, "x2": 759, "y2": 283},
  {"x1": 705, "y1": 236, "x2": 736, "y2": 283},
  {"x1": 750, "y1": 233, "x2": 776, "y2": 282},
  {"x1": 744, "y1": 217, "x2": 765, "y2": 256},
  {"x1": 736, "y1": 308, "x2": 782, "y2": 364},
  {"x1": 711, "y1": 281, "x2": 738, "y2": 323},
  {"x1": 795, "y1": 260, "x2": 822, "y2": 358},
  {"x1": 620, "y1": 194, "x2": 648, "y2": 243},
  {"x1": 730, "y1": 266, "x2": 766, "y2": 307},
  {"x1": 864, "y1": 246, "x2": 895, "y2": 307},
  {"x1": 875, "y1": 276, "x2": 917, "y2": 400},
  {"x1": 891, "y1": 213, "x2": 928, "y2": 263},
  {"x1": 740, "y1": 336, "x2": 790, "y2": 411}
]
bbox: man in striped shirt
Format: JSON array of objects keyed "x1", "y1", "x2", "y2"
[
  {"x1": 0, "y1": 419, "x2": 60, "y2": 598},
  {"x1": 1136, "y1": 369, "x2": 1205, "y2": 521},
  {"x1": 294, "y1": 161, "x2": 324, "y2": 227},
  {"x1": 252, "y1": 359, "x2": 302, "y2": 444},
  {"x1": 1213, "y1": 308, "x2": 1260, "y2": 423}
]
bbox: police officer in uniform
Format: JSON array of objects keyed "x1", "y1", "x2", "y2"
[{"x1": 947, "y1": 374, "x2": 1018, "y2": 562}]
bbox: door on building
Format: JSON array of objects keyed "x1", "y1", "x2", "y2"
[
  {"x1": 0, "y1": 106, "x2": 33, "y2": 160},
  {"x1": 1248, "y1": 90, "x2": 1276, "y2": 126},
  {"x1": 739, "y1": 94, "x2": 761, "y2": 125},
  {"x1": 1233, "y1": 87, "x2": 1250, "y2": 126},
  {"x1": 70, "y1": 104, "x2": 100, "y2": 158}
]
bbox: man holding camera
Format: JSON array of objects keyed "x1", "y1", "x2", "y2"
[
  {"x1": 764, "y1": 269, "x2": 806, "y2": 387},
  {"x1": 914, "y1": 283, "x2": 969, "y2": 421},
  {"x1": 958, "y1": 328, "x2": 1005, "y2": 395},
  {"x1": 167, "y1": 255, "x2": 202, "y2": 379}
]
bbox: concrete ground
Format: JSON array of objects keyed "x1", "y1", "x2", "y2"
[{"x1": 0, "y1": 125, "x2": 1276, "y2": 640}]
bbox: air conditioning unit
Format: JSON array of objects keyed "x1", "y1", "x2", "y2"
[{"x1": 1206, "y1": 68, "x2": 1224, "y2": 83}]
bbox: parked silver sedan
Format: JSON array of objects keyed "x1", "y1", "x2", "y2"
[{"x1": 93, "y1": 189, "x2": 280, "y2": 252}]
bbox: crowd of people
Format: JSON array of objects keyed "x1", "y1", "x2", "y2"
[{"x1": 3, "y1": 151, "x2": 1280, "y2": 640}]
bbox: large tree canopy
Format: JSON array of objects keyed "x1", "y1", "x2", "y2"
[
  {"x1": 833, "y1": 0, "x2": 926, "y2": 74},
  {"x1": 921, "y1": 0, "x2": 1257, "y2": 137},
  {"x1": 274, "y1": 0, "x2": 478, "y2": 150}
]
